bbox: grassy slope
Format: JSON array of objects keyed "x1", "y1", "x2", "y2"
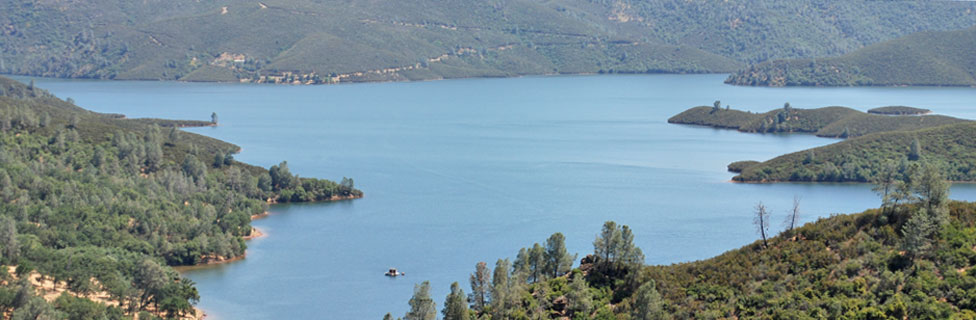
[
  {"x1": 2, "y1": 0, "x2": 975, "y2": 83},
  {"x1": 734, "y1": 122, "x2": 976, "y2": 182},
  {"x1": 727, "y1": 26, "x2": 976, "y2": 87},
  {"x1": 668, "y1": 105, "x2": 965, "y2": 138}
]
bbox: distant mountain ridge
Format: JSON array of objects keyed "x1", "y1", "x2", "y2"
[
  {"x1": 2, "y1": 0, "x2": 975, "y2": 84},
  {"x1": 726, "y1": 26, "x2": 976, "y2": 87}
]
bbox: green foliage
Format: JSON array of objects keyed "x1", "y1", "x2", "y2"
[
  {"x1": 0, "y1": 76, "x2": 360, "y2": 316},
  {"x1": 734, "y1": 122, "x2": 976, "y2": 182},
  {"x1": 544, "y1": 232, "x2": 576, "y2": 279},
  {"x1": 727, "y1": 160, "x2": 760, "y2": 173},
  {"x1": 406, "y1": 281, "x2": 437, "y2": 320},
  {"x1": 54, "y1": 293, "x2": 119, "y2": 320},
  {"x1": 468, "y1": 261, "x2": 491, "y2": 313},
  {"x1": 728, "y1": 26, "x2": 976, "y2": 87},
  {"x1": 442, "y1": 282, "x2": 469, "y2": 320},
  {"x1": 631, "y1": 280, "x2": 665, "y2": 320},
  {"x1": 593, "y1": 221, "x2": 645, "y2": 277},
  {"x1": 565, "y1": 272, "x2": 593, "y2": 318}
]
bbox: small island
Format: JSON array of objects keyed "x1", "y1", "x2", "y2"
[
  {"x1": 669, "y1": 102, "x2": 966, "y2": 138},
  {"x1": 669, "y1": 101, "x2": 976, "y2": 183}
]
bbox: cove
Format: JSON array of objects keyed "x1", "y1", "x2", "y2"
[{"x1": 22, "y1": 74, "x2": 976, "y2": 319}]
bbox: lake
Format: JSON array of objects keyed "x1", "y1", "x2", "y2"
[{"x1": 22, "y1": 74, "x2": 976, "y2": 319}]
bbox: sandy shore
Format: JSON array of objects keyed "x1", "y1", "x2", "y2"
[{"x1": 243, "y1": 226, "x2": 265, "y2": 240}]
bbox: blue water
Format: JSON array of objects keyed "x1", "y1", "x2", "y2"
[{"x1": 21, "y1": 74, "x2": 976, "y2": 319}]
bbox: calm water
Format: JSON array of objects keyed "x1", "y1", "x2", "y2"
[{"x1": 21, "y1": 74, "x2": 976, "y2": 319}]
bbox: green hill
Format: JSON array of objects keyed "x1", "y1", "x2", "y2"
[
  {"x1": 727, "y1": 26, "x2": 976, "y2": 87},
  {"x1": 392, "y1": 167, "x2": 976, "y2": 319},
  {"x1": 2, "y1": 0, "x2": 975, "y2": 83},
  {"x1": 668, "y1": 104, "x2": 967, "y2": 138},
  {"x1": 0, "y1": 76, "x2": 361, "y2": 318},
  {"x1": 733, "y1": 122, "x2": 976, "y2": 182}
]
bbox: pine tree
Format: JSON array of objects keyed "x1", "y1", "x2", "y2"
[
  {"x1": 631, "y1": 280, "x2": 665, "y2": 320},
  {"x1": 468, "y1": 262, "x2": 491, "y2": 312},
  {"x1": 442, "y1": 282, "x2": 469, "y2": 320},
  {"x1": 909, "y1": 138, "x2": 921, "y2": 161},
  {"x1": 0, "y1": 216, "x2": 19, "y2": 263},
  {"x1": 405, "y1": 281, "x2": 436, "y2": 320},
  {"x1": 544, "y1": 232, "x2": 576, "y2": 278},
  {"x1": 566, "y1": 273, "x2": 593, "y2": 317},
  {"x1": 490, "y1": 259, "x2": 511, "y2": 318},
  {"x1": 593, "y1": 221, "x2": 644, "y2": 275},
  {"x1": 528, "y1": 243, "x2": 545, "y2": 282}
]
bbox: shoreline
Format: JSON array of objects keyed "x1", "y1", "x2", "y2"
[
  {"x1": 727, "y1": 179, "x2": 976, "y2": 185},
  {"x1": 4, "y1": 71, "x2": 729, "y2": 87},
  {"x1": 12, "y1": 71, "x2": 973, "y2": 88},
  {"x1": 182, "y1": 194, "x2": 362, "y2": 268},
  {"x1": 177, "y1": 194, "x2": 363, "y2": 318}
]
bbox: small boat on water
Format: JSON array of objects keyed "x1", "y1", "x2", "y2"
[{"x1": 385, "y1": 268, "x2": 405, "y2": 277}]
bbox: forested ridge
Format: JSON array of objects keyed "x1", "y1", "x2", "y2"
[
  {"x1": 392, "y1": 163, "x2": 976, "y2": 319},
  {"x1": 1, "y1": 0, "x2": 975, "y2": 84},
  {"x1": 726, "y1": 26, "x2": 976, "y2": 87},
  {"x1": 0, "y1": 76, "x2": 361, "y2": 319}
]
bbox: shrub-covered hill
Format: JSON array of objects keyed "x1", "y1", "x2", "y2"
[
  {"x1": 733, "y1": 122, "x2": 976, "y2": 183},
  {"x1": 648, "y1": 199, "x2": 975, "y2": 318},
  {"x1": 394, "y1": 166, "x2": 976, "y2": 319},
  {"x1": 0, "y1": 76, "x2": 361, "y2": 319},
  {"x1": 667, "y1": 104, "x2": 968, "y2": 138},
  {"x1": 726, "y1": 26, "x2": 976, "y2": 87},
  {"x1": 2, "y1": 0, "x2": 976, "y2": 84}
]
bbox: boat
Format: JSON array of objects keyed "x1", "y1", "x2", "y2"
[{"x1": 385, "y1": 268, "x2": 405, "y2": 277}]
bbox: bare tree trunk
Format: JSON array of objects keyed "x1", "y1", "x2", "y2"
[
  {"x1": 787, "y1": 196, "x2": 801, "y2": 240},
  {"x1": 755, "y1": 202, "x2": 770, "y2": 249}
]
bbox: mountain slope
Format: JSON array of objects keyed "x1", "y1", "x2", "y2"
[
  {"x1": 727, "y1": 26, "x2": 976, "y2": 86},
  {"x1": 2, "y1": 0, "x2": 975, "y2": 84}
]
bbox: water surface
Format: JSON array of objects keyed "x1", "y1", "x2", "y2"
[{"x1": 24, "y1": 74, "x2": 976, "y2": 319}]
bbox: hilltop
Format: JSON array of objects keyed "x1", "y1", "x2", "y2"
[
  {"x1": 0, "y1": 76, "x2": 361, "y2": 318},
  {"x1": 726, "y1": 26, "x2": 976, "y2": 87},
  {"x1": 2, "y1": 0, "x2": 975, "y2": 84},
  {"x1": 667, "y1": 104, "x2": 968, "y2": 138}
]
